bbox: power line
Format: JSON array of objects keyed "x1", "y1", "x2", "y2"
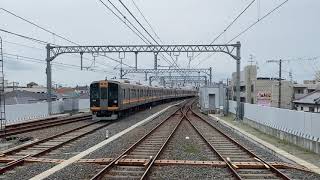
[
  {"x1": 196, "y1": 0, "x2": 289, "y2": 67},
  {"x1": 1, "y1": 9, "x2": 127, "y2": 68},
  {"x1": 131, "y1": 0, "x2": 163, "y2": 43},
  {"x1": 227, "y1": 0, "x2": 289, "y2": 43},
  {"x1": 118, "y1": 0, "x2": 159, "y2": 45},
  {"x1": 0, "y1": 8, "x2": 79, "y2": 45},
  {"x1": 0, "y1": 28, "x2": 54, "y2": 45},
  {"x1": 117, "y1": 0, "x2": 181, "y2": 69},
  {"x1": 98, "y1": 0, "x2": 180, "y2": 70},
  {"x1": 130, "y1": 0, "x2": 181, "y2": 69},
  {"x1": 3, "y1": 52, "x2": 115, "y2": 73},
  {"x1": 98, "y1": 0, "x2": 150, "y2": 44},
  {"x1": 3, "y1": 39, "x2": 133, "y2": 68},
  {"x1": 3, "y1": 53, "x2": 115, "y2": 75},
  {"x1": 192, "y1": 0, "x2": 256, "y2": 62}
]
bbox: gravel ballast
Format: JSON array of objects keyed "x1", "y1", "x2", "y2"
[
  {"x1": 42, "y1": 101, "x2": 181, "y2": 159},
  {"x1": 43, "y1": 101, "x2": 183, "y2": 179},
  {"x1": 159, "y1": 119, "x2": 218, "y2": 161},
  {"x1": 0, "y1": 162, "x2": 56, "y2": 180},
  {"x1": 149, "y1": 165, "x2": 233, "y2": 179}
]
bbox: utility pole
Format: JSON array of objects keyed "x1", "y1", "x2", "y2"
[
  {"x1": 266, "y1": 59, "x2": 282, "y2": 108},
  {"x1": 278, "y1": 59, "x2": 282, "y2": 108},
  {"x1": 248, "y1": 54, "x2": 254, "y2": 104}
]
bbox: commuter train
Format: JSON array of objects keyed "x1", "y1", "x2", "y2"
[{"x1": 90, "y1": 80, "x2": 196, "y2": 120}]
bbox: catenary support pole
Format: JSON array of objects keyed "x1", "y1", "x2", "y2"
[
  {"x1": 278, "y1": 59, "x2": 282, "y2": 108},
  {"x1": 209, "y1": 67, "x2": 212, "y2": 85},
  {"x1": 154, "y1": 52, "x2": 158, "y2": 70},
  {"x1": 46, "y1": 44, "x2": 52, "y2": 115},
  {"x1": 80, "y1": 52, "x2": 83, "y2": 71},
  {"x1": 135, "y1": 52, "x2": 138, "y2": 70},
  {"x1": 235, "y1": 41, "x2": 241, "y2": 120}
]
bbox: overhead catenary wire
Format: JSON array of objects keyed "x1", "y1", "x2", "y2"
[
  {"x1": 98, "y1": 0, "x2": 181, "y2": 71},
  {"x1": 3, "y1": 52, "x2": 117, "y2": 73},
  {"x1": 196, "y1": 0, "x2": 289, "y2": 67},
  {"x1": 1, "y1": 8, "x2": 79, "y2": 46},
  {"x1": 3, "y1": 39, "x2": 134, "y2": 68},
  {"x1": 192, "y1": 0, "x2": 256, "y2": 61},
  {"x1": 131, "y1": 0, "x2": 163, "y2": 43},
  {"x1": 3, "y1": 53, "x2": 116, "y2": 75},
  {"x1": 98, "y1": 0, "x2": 150, "y2": 44},
  {"x1": 0, "y1": 28, "x2": 54, "y2": 45},
  {"x1": 1, "y1": 8, "x2": 129, "y2": 69},
  {"x1": 129, "y1": 0, "x2": 180, "y2": 69},
  {"x1": 116, "y1": 0, "x2": 181, "y2": 69}
]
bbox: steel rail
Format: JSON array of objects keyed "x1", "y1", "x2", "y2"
[
  {"x1": 90, "y1": 101, "x2": 188, "y2": 180},
  {"x1": 1, "y1": 121, "x2": 100, "y2": 155},
  {"x1": 0, "y1": 115, "x2": 91, "y2": 138},
  {"x1": 189, "y1": 108, "x2": 291, "y2": 180},
  {"x1": 0, "y1": 121, "x2": 111, "y2": 174},
  {"x1": 184, "y1": 107, "x2": 242, "y2": 180},
  {"x1": 139, "y1": 100, "x2": 194, "y2": 179}
]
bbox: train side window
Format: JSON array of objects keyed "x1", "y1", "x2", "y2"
[{"x1": 123, "y1": 89, "x2": 125, "y2": 99}]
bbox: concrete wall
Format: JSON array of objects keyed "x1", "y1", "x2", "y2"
[
  {"x1": 228, "y1": 100, "x2": 320, "y2": 154},
  {"x1": 6, "y1": 99, "x2": 89, "y2": 124},
  {"x1": 199, "y1": 85, "x2": 225, "y2": 113}
]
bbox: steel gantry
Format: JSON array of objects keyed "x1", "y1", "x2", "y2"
[
  {"x1": 122, "y1": 68, "x2": 212, "y2": 82},
  {"x1": 149, "y1": 75, "x2": 207, "y2": 86},
  {"x1": 45, "y1": 42, "x2": 242, "y2": 120}
]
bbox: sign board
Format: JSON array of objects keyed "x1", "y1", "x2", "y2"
[{"x1": 256, "y1": 91, "x2": 271, "y2": 106}]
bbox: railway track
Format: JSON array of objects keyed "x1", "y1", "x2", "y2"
[
  {"x1": 0, "y1": 120, "x2": 111, "y2": 174},
  {"x1": 0, "y1": 114, "x2": 92, "y2": 138},
  {"x1": 185, "y1": 107, "x2": 291, "y2": 179},
  {"x1": 90, "y1": 100, "x2": 193, "y2": 180},
  {"x1": 88, "y1": 100, "x2": 295, "y2": 179}
]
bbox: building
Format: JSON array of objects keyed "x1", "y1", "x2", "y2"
[
  {"x1": 293, "y1": 81, "x2": 319, "y2": 100},
  {"x1": 293, "y1": 90, "x2": 320, "y2": 113},
  {"x1": 230, "y1": 65, "x2": 293, "y2": 109},
  {"x1": 199, "y1": 82, "x2": 226, "y2": 114}
]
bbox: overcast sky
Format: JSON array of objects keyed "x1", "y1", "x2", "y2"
[{"x1": 1, "y1": 0, "x2": 320, "y2": 86}]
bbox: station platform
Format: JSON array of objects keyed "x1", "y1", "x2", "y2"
[{"x1": 209, "y1": 114, "x2": 320, "y2": 175}]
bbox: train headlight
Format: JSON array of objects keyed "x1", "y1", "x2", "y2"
[{"x1": 113, "y1": 100, "x2": 118, "y2": 103}]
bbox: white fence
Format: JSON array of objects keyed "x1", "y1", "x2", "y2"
[
  {"x1": 6, "y1": 99, "x2": 89, "y2": 124},
  {"x1": 229, "y1": 101, "x2": 320, "y2": 140}
]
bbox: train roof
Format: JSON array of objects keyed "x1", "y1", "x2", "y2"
[{"x1": 91, "y1": 80, "x2": 197, "y2": 91}]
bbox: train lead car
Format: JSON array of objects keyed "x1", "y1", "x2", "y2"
[{"x1": 90, "y1": 80, "x2": 197, "y2": 120}]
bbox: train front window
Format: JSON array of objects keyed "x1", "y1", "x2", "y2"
[
  {"x1": 90, "y1": 83, "x2": 100, "y2": 99},
  {"x1": 90, "y1": 83, "x2": 100, "y2": 107},
  {"x1": 108, "y1": 83, "x2": 118, "y2": 106}
]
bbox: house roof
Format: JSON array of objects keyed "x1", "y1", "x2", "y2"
[{"x1": 293, "y1": 90, "x2": 320, "y2": 104}]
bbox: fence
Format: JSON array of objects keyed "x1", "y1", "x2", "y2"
[
  {"x1": 229, "y1": 100, "x2": 320, "y2": 140},
  {"x1": 6, "y1": 99, "x2": 89, "y2": 124}
]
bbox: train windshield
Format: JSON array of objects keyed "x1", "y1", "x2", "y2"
[
  {"x1": 90, "y1": 83, "x2": 100, "y2": 99},
  {"x1": 108, "y1": 83, "x2": 118, "y2": 106}
]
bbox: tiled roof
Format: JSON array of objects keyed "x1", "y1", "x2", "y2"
[{"x1": 293, "y1": 90, "x2": 320, "y2": 104}]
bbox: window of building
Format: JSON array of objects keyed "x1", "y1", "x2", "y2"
[
  {"x1": 308, "y1": 89, "x2": 315, "y2": 93},
  {"x1": 251, "y1": 85, "x2": 254, "y2": 92},
  {"x1": 240, "y1": 86, "x2": 246, "y2": 92},
  {"x1": 297, "y1": 89, "x2": 302, "y2": 94},
  {"x1": 309, "y1": 107, "x2": 315, "y2": 112},
  {"x1": 300, "y1": 106, "x2": 303, "y2": 111}
]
